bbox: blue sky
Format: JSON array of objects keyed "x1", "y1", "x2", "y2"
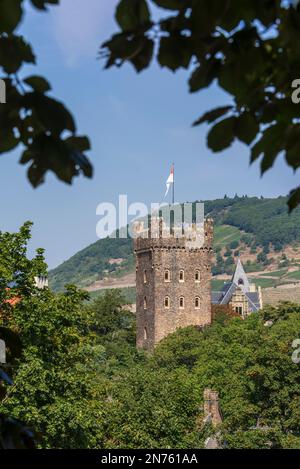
[{"x1": 0, "y1": 0, "x2": 298, "y2": 269}]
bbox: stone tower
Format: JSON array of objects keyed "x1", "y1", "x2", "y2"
[{"x1": 134, "y1": 215, "x2": 213, "y2": 351}]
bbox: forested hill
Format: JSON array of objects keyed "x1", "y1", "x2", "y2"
[
  {"x1": 204, "y1": 195, "x2": 300, "y2": 249},
  {"x1": 49, "y1": 196, "x2": 300, "y2": 291}
]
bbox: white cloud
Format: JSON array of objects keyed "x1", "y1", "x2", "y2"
[{"x1": 51, "y1": 0, "x2": 119, "y2": 67}]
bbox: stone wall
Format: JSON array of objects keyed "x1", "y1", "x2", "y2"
[{"x1": 135, "y1": 219, "x2": 214, "y2": 351}]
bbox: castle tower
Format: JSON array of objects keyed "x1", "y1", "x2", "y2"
[{"x1": 134, "y1": 215, "x2": 214, "y2": 351}]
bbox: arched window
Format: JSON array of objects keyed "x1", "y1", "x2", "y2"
[
  {"x1": 238, "y1": 278, "x2": 244, "y2": 286},
  {"x1": 179, "y1": 270, "x2": 185, "y2": 282},
  {"x1": 195, "y1": 270, "x2": 201, "y2": 282},
  {"x1": 144, "y1": 297, "x2": 147, "y2": 310},
  {"x1": 143, "y1": 270, "x2": 147, "y2": 284},
  {"x1": 164, "y1": 296, "x2": 170, "y2": 309},
  {"x1": 195, "y1": 297, "x2": 200, "y2": 309},
  {"x1": 144, "y1": 327, "x2": 148, "y2": 340},
  {"x1": 164, "y1": 269, "x2": 170, "y2": 282},
  {"x1": 179, "y1": 297, "x2": 185, "y2": 309}
]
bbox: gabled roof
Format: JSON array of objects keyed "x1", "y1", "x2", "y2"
[
  {"x1": 245, "y1": 292, "x2": 260, "y2": 312},
  {"x1": 212, "y1": 291, "x2": 225, "y2": 304},
  {"x1": 231, "y1": 258, "x2": 250, "y2": 293},
  {"x1": 220, "y1": 283, "x2": 238, "y2": 305},
  {"x1": 211, "y1": 258, "x2": 261, "y2": 312}
]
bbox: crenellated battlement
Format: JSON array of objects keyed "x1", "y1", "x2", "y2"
[{"x1": 133, "y1": 217, "x2": 213, "y2": 253}]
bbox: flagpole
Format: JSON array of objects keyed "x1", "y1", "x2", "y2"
[{"x1": 172, "y1": 163, "x2": 175, "y2": 205}]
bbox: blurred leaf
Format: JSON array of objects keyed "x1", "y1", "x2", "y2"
[
  {"x1": 207, "y1": 117, "x2": 236, "y2": 152},
  {"x1": 30, "y1": 0, "x2": 59, "y2": 10},
  {"x1": 250, "y1": 124, "x2": 285, "y2": 174},
  {"x1": 158, "y1": 36, "x2": 191, "y2": 71},
  {"x1": 23, "y1": 93, "x2": 76, "y2": 135},
  {"x1": 193, "y1": 106, "x2": 233, "y2": 126},
  {"x1": 153, "y1": 0, "x2": 187, "y2": 9},
  {"x1": 0, "y1": 35, "x2": 35, "y2": 73},
  {"x1": 285, "y1": 125, "x2": 300, "y2": 170},
  {"x1": 0, "y1": 128, "x2": 18, "y2": 153},
  {"x1": 24, "y1": 75, "x2": 51, "y2": 93},
  {"x1": 288, "y1": 187, "x2": 300, "y2": 213},
  {"x1": 116, "y1": 0, "x2": 151, "y2": 31},
  {"x1": 130, "y1": 37, "x2": 154, "y2": 72},
  {"x1": 189, "y1": 60, "x2": 221, "y2": 92},
  {"x1": 0, "y1": 0, "x2": 23, "y2": 33},
  {"x1": 21, "y1": 134, "x2": 92, "y2": 187},
  {"x1": 235, "y1": 113, "x2": 259, "y2": 145}
]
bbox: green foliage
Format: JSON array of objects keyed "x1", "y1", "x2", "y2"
[
  {"x1": 0, "y1": 223, "x2": 106, "y2": 448},
  {"x1": 102, "y1": 0, "x2": 300, "y2": 210},
  {"x1": 207, "y1": 196, "x2": 300, "y2": 249},
  {"x1": 102, "y1": 305, "x2": 300, "y2": 449},
  {"x1": 0, "y1": 221, "x2": 47, "y2": 308},
  {"x1": 2, "y1": 224, "x2": 300, "y2": 449},
  {"x1": 229, "y1": 240, "x2": 239, "y2": 250},
  {"x1": 0, "y1": 0, "x2": 92, "y2": 186},
  {"x1": 1, "y1": 287, "x2": 109, "y2": 449}
]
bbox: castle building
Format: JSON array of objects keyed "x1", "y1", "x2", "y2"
[
  {"x1": 134, "y1": 216, "x2": 214, "y2": 351},
  {"x1": 212, "y1": 258, "x2": 263, "y2": 317}
]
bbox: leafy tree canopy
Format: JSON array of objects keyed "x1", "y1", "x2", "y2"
[
  {"x1": 1, "y1": 224, "x2": 300, "y2": 449},
  {"x1": 101, "y1": 0, "x2": 300, "y2": 211},
  {"x1": 0, "y1": 0, "x2": 92, "y2": 187}
]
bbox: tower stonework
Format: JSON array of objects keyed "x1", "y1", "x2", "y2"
[{"x1": 134, "y1": 217, "x2": 213, "y2": 351}]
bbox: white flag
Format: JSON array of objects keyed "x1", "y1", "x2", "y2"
[{"x1": 165, "y1": 164, "x2": 174, "y2": 197}]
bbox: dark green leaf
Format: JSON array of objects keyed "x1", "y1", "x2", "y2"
[
  {"x1": 24, "y1": 75, "x2": 51, "y2": 93},
  {"x1": 65, "y1": 136, "x2": 91, "y2": 153},
  {"x1": 189, "y1": 60, "x2": 220, "y2": 92},
  {"x1": 130, "y1": 38, "x2": 154, "y2": 72},
  {"x1": 21, "y1": 134, "x2": 92, "y2": 187},
  {"x1": 153, "y1": 0, "x2": 187, "y2": 10},
  {"x1": 0, "y1": 128, "x2": 18, "y2": 153},
  {"x1": 23, "y1": 94, "x2": 76, "y2": 135},
  {"x1": 158, "y1": 36, "x2": 191, "y2": 71},
  {"x1": 235, "y1": 113, "x2": 259, "y2": 145},
  {"x1": 250, "y1": 124, "x2": 285, "y2": 174},
  {"x1": 288, "y1": 187, "x2": 300, "y2": 213},
  {"x1": 116, "y1": 0, "x2": 150, "y2": 31},
  {"x1": 285, "y1": 125, "x2": 300, "y2": 170},
  {"x1": 0, "y1": 36, "x2": 35, "y2": 73},
  {"x1": 207, "y1": 117, "x2": 236, "y2": 152},
  {"x1": 0, "y1": 0, "x2": 23, "y2": 33},
  {"x1": 30, "y1": 0, "x2": 59, "y2": 10},
  {"x1": 193, "y1": 106, "x2": 233, "y2": 126}
]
